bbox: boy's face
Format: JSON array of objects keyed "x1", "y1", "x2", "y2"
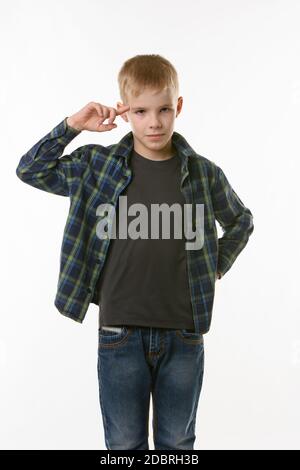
[{"x1": 117, "y1": 88, "x2": 183, "y2": 159}]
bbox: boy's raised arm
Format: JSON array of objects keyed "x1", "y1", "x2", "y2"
[
  {"x1": 211, "y1": 165, "x2": 254, "y2": 277},
  {"x1": 15, "y1": 102, "x2": 130, "y2": 197}
]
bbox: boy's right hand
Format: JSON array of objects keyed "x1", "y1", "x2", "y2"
[{"x1": 66, "y1": 101, "x2": 130, "y2": 132}]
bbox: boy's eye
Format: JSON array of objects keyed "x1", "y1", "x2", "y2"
[{"x1": 135, "y1": 108, "x2": 170, "y2": 114}]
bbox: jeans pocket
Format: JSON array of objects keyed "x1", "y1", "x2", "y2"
[
  {"x1": 175, "y1": 328, "x2": 204, "y2": 345},
  {"x1": 98, "y1": 326, "x2": 131, "y2": 348}
]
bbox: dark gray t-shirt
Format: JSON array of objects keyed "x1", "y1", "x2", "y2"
[{"x1": 97, "y1": 147, "x2": 194, "y2": 330}]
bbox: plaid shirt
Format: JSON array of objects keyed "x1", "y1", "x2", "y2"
[{"x1": 16, "y1": 117, "x2": 254, "y2": 334}]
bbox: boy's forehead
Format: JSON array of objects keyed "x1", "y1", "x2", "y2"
[{"x1": 129, "y1": 88, "x2": 175, "y2": 106}]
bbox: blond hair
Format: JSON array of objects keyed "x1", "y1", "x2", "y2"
[{"x1": 117, "y1": 54, "x2": 179, "y2": 104}]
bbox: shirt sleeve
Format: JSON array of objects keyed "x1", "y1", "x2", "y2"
[
  {"x1": 16, "y1": 117, "x2": 85, "y2": 197},
  {"x1": 211, "y1": 165, "x2": 254, "y2": 277}
]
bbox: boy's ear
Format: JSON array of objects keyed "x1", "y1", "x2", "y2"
[
  {"x1": 116, "y1": 101, "x2": 129, "y2": 122},
  {"x1": 176, "y1": 96, "x2": 183, "y2": 117}
]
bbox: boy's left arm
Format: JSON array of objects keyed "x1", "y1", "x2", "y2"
[{"x1": 211, "y1": 165, "x2": 254, "y2": 278}]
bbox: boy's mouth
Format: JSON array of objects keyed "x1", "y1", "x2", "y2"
[{"x1": 147, "y1": 134, "x2": 164, "y2": 139}]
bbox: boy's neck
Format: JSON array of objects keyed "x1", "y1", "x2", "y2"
[{"x1": 133, "y1": 137, "x2": 176, "y2": 162}]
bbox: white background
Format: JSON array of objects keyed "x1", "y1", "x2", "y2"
[{"x1": 1, "y1": 0, "x2": 299, "y2": 450}]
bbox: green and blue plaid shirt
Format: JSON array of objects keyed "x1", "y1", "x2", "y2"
[{"x1": 16, "y1": 117, "x2": 254, "y2": 334}]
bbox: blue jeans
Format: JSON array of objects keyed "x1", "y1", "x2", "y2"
[{"x1": 97, "y1": 326, "x2": 205, "y2": 450}]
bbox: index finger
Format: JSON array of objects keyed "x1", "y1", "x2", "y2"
[{"x1": 116, "y1": 104, "x2": 130, "y2": 116}]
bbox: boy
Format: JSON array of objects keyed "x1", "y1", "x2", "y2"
[{"x1": 16, "y1": 54, "x2": 254, "y2": 450}]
